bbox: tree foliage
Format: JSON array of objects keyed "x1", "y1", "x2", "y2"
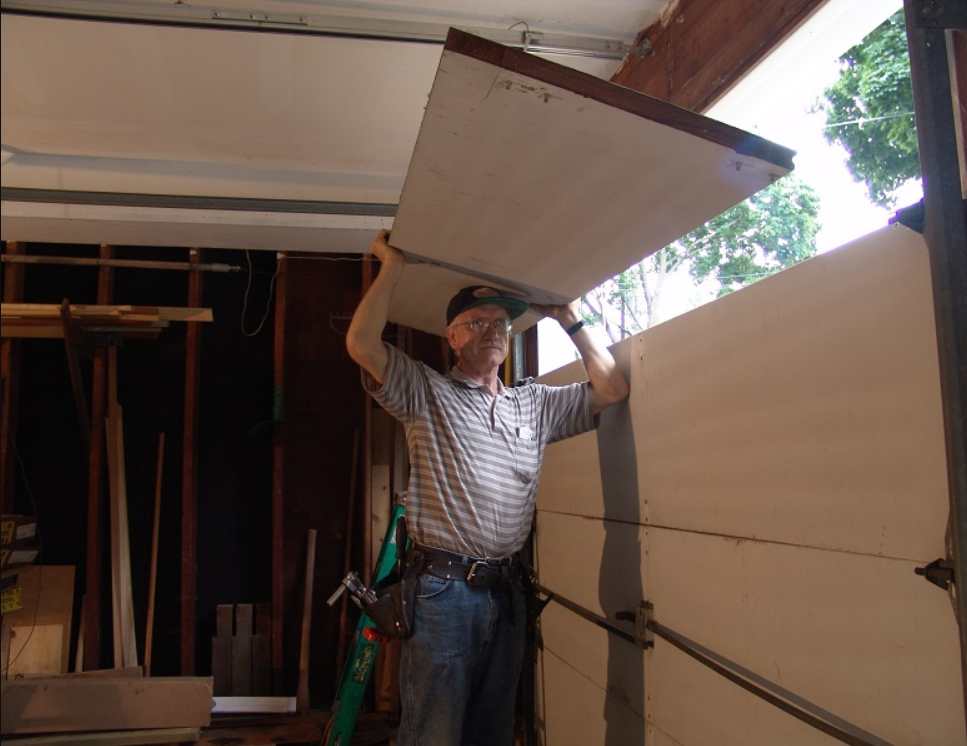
[
  {"x1": 583, "y1": 173, "x2": 820, "y2": 341},
  {"x1": 814, "y1": 11, "x2": 919, "y2": 208}
]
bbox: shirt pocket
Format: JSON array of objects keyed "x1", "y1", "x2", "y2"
[{"x1": 514, "y1": 428, "x2": 541, "y2": 484}]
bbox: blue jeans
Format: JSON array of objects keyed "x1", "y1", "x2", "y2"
[{"x1": 397, "y1": 573, "x2": 526, "y2": 746}]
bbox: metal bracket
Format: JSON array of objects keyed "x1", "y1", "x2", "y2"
[
  {"x1": 635, "y1": 601, "x2": 655, "y2": 649},
  {"x1": 915, "y1": 558, "x2": 955, "y2": 590},
  {"x1": 914, "y1": 0, "x2": 967, "y2": 29}
]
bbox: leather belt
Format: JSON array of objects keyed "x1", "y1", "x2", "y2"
[{"x1": 414, "y1": 545, "x2": 519, "y2": 591}]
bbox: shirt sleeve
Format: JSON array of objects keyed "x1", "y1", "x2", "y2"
[
  {"x1": 540, "y1": 381, "x2": 599, "y2": 444},
  {"x1": 360, "y1": 343, "x2": 428, "y2": 423}
]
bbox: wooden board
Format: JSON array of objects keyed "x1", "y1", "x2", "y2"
[
  {"x1": 1, "y1": 727, "x2": 201, "y2": 746},
  {"x1": 1, "y1": 677, "x2": 213, "y2": 734},
  {"x1": 534, "y1": 225, "x2": 965, "y2": 745},
  {"x1": 388, "y1": 28, "x2": 795, "y2": 336}
]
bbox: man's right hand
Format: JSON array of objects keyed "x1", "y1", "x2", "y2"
[
  {"x1": 371, "y1": 229, "x2": 405, "y2": 267},
  {"x1": 347, "y1": 229, "x2": 406, "y2": 385}
]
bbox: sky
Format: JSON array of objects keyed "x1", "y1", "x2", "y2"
[{"x1": 537, "y1": 0, "x2": 919, "y2": 374}]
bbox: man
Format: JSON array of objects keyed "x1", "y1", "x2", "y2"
[{"x1": 346, "y1": 229, "x2": 629, "y2": 746}]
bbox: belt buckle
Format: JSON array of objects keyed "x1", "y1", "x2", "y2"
[{"x1": 466, "y1": 560, "x2": 488, "y2": 585}]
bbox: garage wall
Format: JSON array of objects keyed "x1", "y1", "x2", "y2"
[{"x1": 534, "y1": 224, "x2": 964, "y2": 745}]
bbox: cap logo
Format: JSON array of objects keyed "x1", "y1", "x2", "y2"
[{"x1": 472, "y1": 287, "x2": 501, "y2": 299}]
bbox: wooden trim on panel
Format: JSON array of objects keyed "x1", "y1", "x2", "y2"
[
  {"x1": 611, "y1": 0, "x2": 828, "y2": 113},
  {"x1": 445, "y1": 27, "x2": 795, "y2": 168}
]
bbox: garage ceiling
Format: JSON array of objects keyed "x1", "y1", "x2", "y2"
[
  {"x1": 1, "y1": 0, "x2": 667, "y2": 250},
  {"x1": 2, "y1": 0, "x2": 799, "y2": 335}
]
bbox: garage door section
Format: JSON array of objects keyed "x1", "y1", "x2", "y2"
[
  {"x1": 387, "y1": 28, "x2": 794, "y2": 336},
  {"x1": 535, "y1": 225, "x2": 963, "y2": 745}
]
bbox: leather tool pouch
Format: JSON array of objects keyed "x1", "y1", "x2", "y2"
[
  {"x1": 365, "y1": 568, "x2": 416, "y2": 639},
  {"x1": 362, "y1": 515, "x2": 416, "y2": 639}
]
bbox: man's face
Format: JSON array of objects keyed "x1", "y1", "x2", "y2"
[{"x1": 447, "y1": 304, "x2": 512, "y2": 371}]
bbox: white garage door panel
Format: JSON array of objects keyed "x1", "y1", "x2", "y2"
[
  {"x1": 540, "y1": 601, "x2": 646, "y2": 719},
  {"x1": 537, "y1": 511, "x2": 646, "y2": 628},
  {"x1": 645, "y1": 528, "x2": 963, "y2": 746},
  {"x1": 646, "y1": 637, "x2": 845, "y2": 746},
  {"x1": 536, "y1": 334, "x2": 638, "y2": 518},
  {"x1": 539, "y1": 225, "x2": 947, "y2": 558},
  {"x1": 387, "y1": 28, "x2": 794, "y2": 336},
  {"x1": 632, "y1": 225, "x2": 946, "y2": 560},
  {"x1": 537, "y1": 643, "x2": 646, "y2": 746},
  {"x1": 534, "y1": 223, "x2": 960, "y2": 744}
]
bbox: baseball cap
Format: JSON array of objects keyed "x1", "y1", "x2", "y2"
[{"x1": 446, "y1": 286, "x2": 530, "y2": 326}]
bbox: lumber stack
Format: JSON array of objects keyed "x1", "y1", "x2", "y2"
[{"x1": 0, "y1": 303, "x2": 213, "y2": 339}]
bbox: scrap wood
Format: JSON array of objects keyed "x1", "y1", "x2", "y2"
[
  {"x1": 105, "y1": 348, "x2": 138, "y2": 670},
  {"x1": 2, "y1": 303, "x2": 214, "y2": 321},
  {"x1": 211, "y1": 696, "x2": 296, "y2": 714},
  {"x1": 1, "y1": 676, "x2": 213, "y2": 734},
  {"x1": 1, "y1": 303, "x2": 213, "y2": 339},
  {"x1": 0, "y1": 726, "x2": 201, "y2": 745}
]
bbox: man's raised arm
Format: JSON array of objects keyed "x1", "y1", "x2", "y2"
[
  {"x1": 531, "y1": 300, "x2": 630, "y2": 415},
  {"x1": 346, "y1": 229, "x2": 405, "y2": 385}
]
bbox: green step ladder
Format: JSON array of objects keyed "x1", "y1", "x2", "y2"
[{"x1": 324, "y1": 501, "x2": 407, "y2": 745}]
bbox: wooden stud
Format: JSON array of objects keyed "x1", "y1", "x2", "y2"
[
  {"x1": 144, "y1": 432, "x2": 165, "y2": 676},
  {"x1": 181, "y1": 249, "x2": 203, "y2": 675},
  {"x1": 296, "y1": 529, "x2": 317, "y2": 715}
]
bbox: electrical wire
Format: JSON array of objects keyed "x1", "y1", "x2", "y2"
[{"x1": 240, "y1": 250, "x2": 280, "y2": 337}]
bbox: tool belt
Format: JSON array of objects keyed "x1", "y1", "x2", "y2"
[{"x1": 413, "y1": 545, "x2": 520, "y2": 592}]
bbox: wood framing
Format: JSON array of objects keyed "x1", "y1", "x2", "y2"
[
  {"x1": 181, "y1": 249, "x2": 203, "y2": 675},
  {"x1": 83, "y1": 244, "x2": 114, "y2": 669},
  {"x1": 0, "y1": 242, "x2": 25, "y2": 514},
  {"x1": 612, "y1": 0, "x2": 829, "y2": 112}
]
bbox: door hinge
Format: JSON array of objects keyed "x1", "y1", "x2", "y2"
[{"x1": 915, "y1": 558, "x2": 955, "y2": 591}]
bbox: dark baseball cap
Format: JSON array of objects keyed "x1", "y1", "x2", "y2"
[{"x1": 446, "y1": 286, "x2": 530, "y2": 326}]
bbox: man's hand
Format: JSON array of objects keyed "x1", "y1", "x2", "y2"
[
  {"x1": 530, "y1": 299, "x2": 581, "y2": 331},
  {"x1": 530, "y1": 298, "x2": 628, "y2": 415},
  {"x1": 371, "y1": 229, "x2": 405, "y2": 267},
  {"x1": 347, "y1": 229, "x2": 407, "y2": 385}
]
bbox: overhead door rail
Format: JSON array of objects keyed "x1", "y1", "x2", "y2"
[
  {"x1": 0, "y1": 0, "x2": 651, "y2": 59},
  {"x1": 534, "y1": 583, "x2": 896, "y2": 746}
]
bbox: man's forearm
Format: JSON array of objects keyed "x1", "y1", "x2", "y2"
[
  {"x1": 569, "y1": 325, "x2": 629, "y2": 414},
  {"x1": 346, "y1": 249, "x2": 405, "y2": 383}
]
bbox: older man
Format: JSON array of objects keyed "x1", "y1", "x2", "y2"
[{"x1": 346, "y1": 229, "x2": 628, "y2": 746}]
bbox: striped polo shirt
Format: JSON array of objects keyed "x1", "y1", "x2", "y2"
[{"x1": 362, "y1": 343, "x2": 598, "y2": 558}]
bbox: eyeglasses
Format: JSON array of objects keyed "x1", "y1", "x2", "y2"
[{"x1": 450, "y1": 317, "x2": 513, "y2": 336}]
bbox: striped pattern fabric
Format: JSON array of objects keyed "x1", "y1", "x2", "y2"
[{"x1": 363, "y1": 344, "x2": 597, "y2": 558}]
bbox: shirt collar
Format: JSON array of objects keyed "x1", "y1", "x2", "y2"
[{"x1": 449, "y1": 366, "x2": 505, "y2": 395}]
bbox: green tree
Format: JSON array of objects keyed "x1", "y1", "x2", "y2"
[
  {"x1": 583, "y1": 173, "x2": 820, "y2": 341},
  {"x1": 814, "y1": 11, "x2": 919, "y2": 208}
]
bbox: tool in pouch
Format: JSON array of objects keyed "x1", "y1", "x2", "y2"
[
  {"x1": 328, "y1": 506, "x2": 414, "y2": 639},
  {"x1": 324, "y1": 501, "x2": 412, "y2": 746}
]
